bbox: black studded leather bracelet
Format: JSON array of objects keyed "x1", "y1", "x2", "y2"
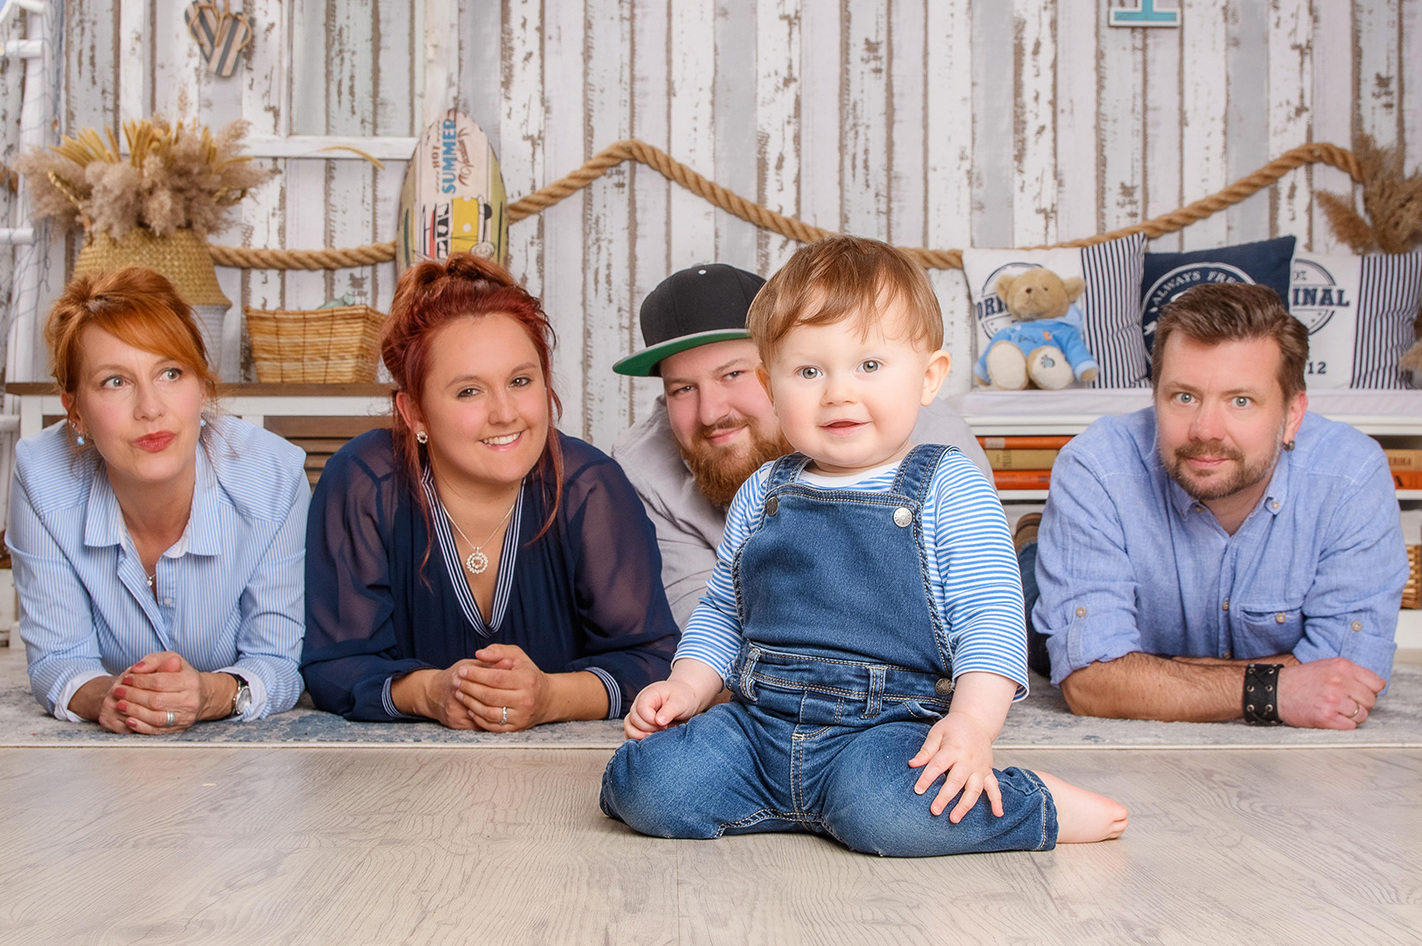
[{"x1": 1242, "y1": 663, "x2": 1284, "y2": 725}]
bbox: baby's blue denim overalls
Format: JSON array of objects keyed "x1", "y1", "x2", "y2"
[{"x1": 601, "y1": 445, "x2": 1058, "y2": 856}]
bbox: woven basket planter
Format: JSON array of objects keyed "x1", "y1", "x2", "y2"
[
  {"x1": 245, "y1": 304, "x2": 386, "y2": 383},
  {"x1": 74, "y1": 228, "x2": 230, "y2": 307}
]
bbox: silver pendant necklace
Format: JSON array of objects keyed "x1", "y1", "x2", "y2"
[{"x1": 440, "y1": 495, "x2": 517, "y2": 575}]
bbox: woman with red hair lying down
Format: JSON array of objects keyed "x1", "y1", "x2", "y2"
[
  {"x1": 301, "y1": 252, "x2": 679, "y2": 730},
  {"x1": 9, "y1": 266, "x2": 308, "y2": 732}
]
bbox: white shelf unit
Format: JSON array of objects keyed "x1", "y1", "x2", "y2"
[{"x1": 958, "y1": 393, "x2": 1422, "y2": 651}]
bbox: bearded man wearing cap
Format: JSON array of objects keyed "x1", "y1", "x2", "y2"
[{"x1": 612, "y1": 263, "x2": 991, "y2": 627}]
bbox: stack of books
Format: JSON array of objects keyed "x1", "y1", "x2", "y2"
[
  {"x1": 1387, "y1": 448, "x2": 1422, "y2": 490},
  {"x1": 977, "y1": 435, "x2": 1072, "y2": 490}
]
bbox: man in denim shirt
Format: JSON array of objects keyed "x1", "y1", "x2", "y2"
[{"x1": 1027, "y1": 283, "x2": 1408, "y2": 730}]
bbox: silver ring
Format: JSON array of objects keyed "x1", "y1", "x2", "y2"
[
  {"x1": 501, "y1": 706, "x2": 509, "y2": 725},
  {"x1": 1349, "y1": 702, "x2": 1362, "y2": 720},
  {"x1": 165, "y1": 710, "x2": 176, "y2": 728}
]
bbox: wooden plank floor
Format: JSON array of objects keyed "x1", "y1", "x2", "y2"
[{"x1": 0, "y1": 746, "x2": 1417, "y2": 945}]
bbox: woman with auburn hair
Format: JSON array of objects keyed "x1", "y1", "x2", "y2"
[
  {"x1": 301, "y1": 253, "x2": 678, "y2": 729},
  {"x1": 7, "y1": 267, "x2": 309, "y2": 732}
]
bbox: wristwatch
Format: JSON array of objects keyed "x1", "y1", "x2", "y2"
[{"x1": 225, "y1": 672, "x2": 252, "y2": 718}]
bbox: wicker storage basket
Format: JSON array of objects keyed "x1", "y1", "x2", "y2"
[
  {"x1": 75, "y1": 228, "x2": 230, "y2": 307},
  {"x1": 245, "y1": 305, "x2": 386, "y2": 383},
  {"x1": 1404, "y1": 545, "x2": 1420, "y2": 610}
]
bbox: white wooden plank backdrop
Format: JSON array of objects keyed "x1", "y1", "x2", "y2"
[
  {"x1": 4, "y1": 0, "x2": 1420, "y2": 452},
  {"x1": 0, "y1": 9, "x2": 23, "y2": 310}
]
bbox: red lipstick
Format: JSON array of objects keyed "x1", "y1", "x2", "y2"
[{"x1": 134, "y1": 431, "x2": 176, "y2": 452}]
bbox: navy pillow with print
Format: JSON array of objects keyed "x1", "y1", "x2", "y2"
[{"x1": 1140, "y1": 236, "x2": 1296, "y2": 372}]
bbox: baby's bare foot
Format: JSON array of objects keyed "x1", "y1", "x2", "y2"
[{"x1": 1036, "y1": 770, "x2": 1129, "y2": 843}]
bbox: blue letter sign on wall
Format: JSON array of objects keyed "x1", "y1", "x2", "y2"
[{"x1": 1108, "y1": 1, "x2": 1181, "y2": 28}]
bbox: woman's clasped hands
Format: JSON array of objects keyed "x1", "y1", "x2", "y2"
[
  {"x1": 417, "y1": 643, "x2": 555, "y2": 732},
  {"x1": 94, "y1": 652, "x2": 225, "y2": 734}
]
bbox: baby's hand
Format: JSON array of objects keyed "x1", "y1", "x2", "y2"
[
  {"x1": 624, "y1": 680, "x2": 701, "y2": 740},
  {"x1": 908, "y1": 713, "x2": 1003, "y2": 822}
]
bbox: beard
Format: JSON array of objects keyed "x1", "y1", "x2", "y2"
[
  {"x1": 1163, "y1": 431, "x2": 1283, "y2": 502},
  {"x1": 678, "y1": 416, "x2": 793, "y2": 507}
]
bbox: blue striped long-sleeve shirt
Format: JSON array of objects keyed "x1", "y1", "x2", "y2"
[
  {"x1": 7, "y1": 417, "x2": 310, "y2": 720},
  {"x1": 676, "y1": 449, "x2": 1030, "y2": 699}
]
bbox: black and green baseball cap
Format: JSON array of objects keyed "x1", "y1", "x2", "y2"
[{"x1": 613, "y1": 264, "x2": 766, "y2": 376}]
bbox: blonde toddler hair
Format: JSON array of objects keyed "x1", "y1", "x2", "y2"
[{"x1": 745, "y1": 235, "x2": 943, "y2": 363}]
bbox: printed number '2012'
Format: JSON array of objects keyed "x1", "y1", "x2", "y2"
[{"x1": 1306, "y1": 361, "x2": 1328, "y2": 375}]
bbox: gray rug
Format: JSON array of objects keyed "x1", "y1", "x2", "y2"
[{"x1": 0, "y1": 649, "x2": 1417, "y2": 749}]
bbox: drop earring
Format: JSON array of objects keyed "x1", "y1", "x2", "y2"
[{"x1": 416, "y1": 430, "x2": 428, "y2": 445}]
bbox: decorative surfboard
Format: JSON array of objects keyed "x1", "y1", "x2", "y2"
[{"x1": 396, "y1": 109, "x2": 509, "y2": 274}]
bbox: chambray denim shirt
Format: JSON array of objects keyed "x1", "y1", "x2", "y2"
[
  {"x1": 1033, "y1": 409, "x2": 1407, "y2": 688},
  {"x1": 7, "y1": 417, "x2": 310, "y2": 720}
]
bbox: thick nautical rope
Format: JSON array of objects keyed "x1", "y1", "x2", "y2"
[
  {"x1": 205, "y1": 139, "x2": 1363, "y2": 272},
  {"x1": 206, "y1": 242, "x2": 394, "y2": 271}
]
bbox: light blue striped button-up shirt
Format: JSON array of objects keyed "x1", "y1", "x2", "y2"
[{"x1": 7, "y1": 416, "x2": 310, "y2": 720}]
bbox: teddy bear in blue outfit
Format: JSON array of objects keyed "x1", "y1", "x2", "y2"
[{"x1": 973, "y1": 268, "x2": 1099, "y2": 390}]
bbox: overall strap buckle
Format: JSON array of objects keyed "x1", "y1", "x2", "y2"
[
  {"x1": 748, "y1": 453, "x2": 813, "y2": 535},
  {"x1": 890, "y1": 442, "x2": 954, "y2": 504}
]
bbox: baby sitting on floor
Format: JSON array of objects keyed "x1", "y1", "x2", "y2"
[{"x1": 600, "y1": 235, "x2": 1128, "y2": 855}]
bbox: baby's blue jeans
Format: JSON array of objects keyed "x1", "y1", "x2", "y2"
[{"x1": 602, "y1": 446, "x2": 1058, "y2": 856}]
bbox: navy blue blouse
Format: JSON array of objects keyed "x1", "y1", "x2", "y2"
[{"x1": 302, "y1": 428, "x2": 680, "y2": 721}]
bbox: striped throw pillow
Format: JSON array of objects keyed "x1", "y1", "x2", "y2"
[
  {"x1": 1290, "y1": 251, "x2": 1422, "y2": 389},
  {"x1": 962, "y1": 233, "x2": 1149, "y2": 389}
]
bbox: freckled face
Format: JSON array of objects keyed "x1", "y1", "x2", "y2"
[
  {"x1": 408, "y1": 313, "x2": 551, "y2": 494},
  {"x1": 66, "y1": 325, "x2": 205, "y2": 495}
]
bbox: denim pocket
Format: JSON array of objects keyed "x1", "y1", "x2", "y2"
[{"x1": 897, "y1": 699, "x2": 948, "y2": 721}]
